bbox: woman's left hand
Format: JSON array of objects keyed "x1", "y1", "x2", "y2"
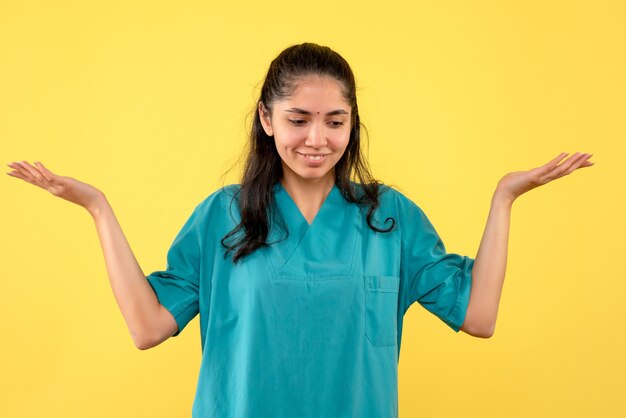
[{"x1": 495, "y1": 152, "x2": 594, "y2": 204}]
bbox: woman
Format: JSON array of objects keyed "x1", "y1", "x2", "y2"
[{"x1": 6, "y1": 42, "x2": 593, "y2": 418}]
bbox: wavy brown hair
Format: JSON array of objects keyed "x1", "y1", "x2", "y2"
[{"x1": 222, "y1": 42, "x2": 395, "y2": 263}]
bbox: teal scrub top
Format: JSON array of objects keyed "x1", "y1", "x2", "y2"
[{"x1": 146, "y1": 182, "x2": 474, "y2": 418}]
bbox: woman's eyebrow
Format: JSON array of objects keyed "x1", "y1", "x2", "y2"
[{"x1": 284, "y1": 107, "x2": 349, "y2": 116}]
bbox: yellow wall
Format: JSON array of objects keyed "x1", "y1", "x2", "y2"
[{"x1": 1, "y1": 1, "x2": 624, "y2": 417}]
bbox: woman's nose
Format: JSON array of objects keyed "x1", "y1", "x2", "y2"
[{"x1": 304, "y1": 123, "x2": 327, "y2": 147}]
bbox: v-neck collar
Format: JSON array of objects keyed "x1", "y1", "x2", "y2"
[
  {"x1": 273, "y1": 181, "x2": 340, "y2": 228},
  {"x1": 266, "y1": 181, "x2": 359, "y2": 277}
]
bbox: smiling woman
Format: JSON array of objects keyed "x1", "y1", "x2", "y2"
[
  {"x1": 258, "y1": 75, "x2": 352, "y2": 214},
  {"x1": 221, "y1": 43, "x2": 395, "y2": 263},
  {"x1": 6, "y1": 41, "x2": 593, "y2": 418}
]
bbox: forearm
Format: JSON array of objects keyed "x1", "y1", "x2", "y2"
[
  {"x1": 461, "y1": 187, "x2": 513, "y2": 337},
  {"x1": 88, "y1": 194, "x2": 163, "y2": 349}
]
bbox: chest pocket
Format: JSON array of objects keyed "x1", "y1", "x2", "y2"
[{"x1": 364, "y1": 276, "x2": 400, "y2": 347}]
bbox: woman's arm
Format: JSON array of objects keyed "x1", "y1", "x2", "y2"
[
  {"x1": 6, "y1": 161, "x2": 177, "y2": 349},
  {"x1": 460, "y1": 191, "x2": 512, "y2": 338},
  {"x1": 89, "y1": 196, "x2": 178, "y2": 349},
  {"x1": 460, "y1": 152, "x2": 594, "y2": 338}
]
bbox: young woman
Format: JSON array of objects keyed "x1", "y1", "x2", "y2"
[{"x1": 7, "y1": 42, "x2": 593, "y2": 418}]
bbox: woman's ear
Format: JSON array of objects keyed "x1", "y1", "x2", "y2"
[{"x1": 258, "y1": 102, "x2": 274, "y2": 137}]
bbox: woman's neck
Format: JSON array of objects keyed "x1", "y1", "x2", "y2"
[{"x1": 280, "y1": 171, "x2": 335, "y2": 225}]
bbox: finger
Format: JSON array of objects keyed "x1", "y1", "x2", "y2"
[
  {"x1": 550, "y1": 152, "x2": 588, "y2": 178},
  {"x1": 581, "y1": 158, "x2": 595, "y2": 166},
  {"x1": 554, "y1": 152, "x2": 584, "y2": 171},
  {"x1": 547, "y1": 152, "x2": 569, "y2": 167},
  {"x1": 14, "y1": 161, "x2": 45, "y2": 184},
  {"x1": 34, "y1": 161, "x2": 55, "y2": 182},
  {"x1": 567, "y1": 153, "x2": 594, "y2": 171},
  {"x1": 538, "y1": 153, "x2": 577, "y2": 182},
  {"x1": 560, "y1": 158, "x2": 589, "y2": 176},
  {"x1": 6, "y1": 168, "x2": 38, "y2": 185},
  {"x1": 18, "y1": 160, "x2": 48, "y2": 184},
  {"x1": 537, "y1": 152, "x2": 569, "y2": 175},
  {"x1": 11, "y1": 162, "x2": 39, "y2": 184}
]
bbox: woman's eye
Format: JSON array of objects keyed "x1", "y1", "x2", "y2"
[{"x1": 288, "y1": 119, "x2": 344, "y2": 127}]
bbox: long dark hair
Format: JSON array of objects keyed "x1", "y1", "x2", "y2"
[{"x1": 221, "y1": 42, "x2": 395, "y2": 263}]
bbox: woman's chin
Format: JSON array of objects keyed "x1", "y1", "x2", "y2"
[{"x1": 284, "y1": 167, "x2": 334, "y2": 183}]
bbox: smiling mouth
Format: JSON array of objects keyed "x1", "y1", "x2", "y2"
[{"x1": 297, "y1": 152, "x2": 330, "y2": 161}]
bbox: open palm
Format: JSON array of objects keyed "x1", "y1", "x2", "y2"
[
  {"x1": 497, "y1": 152, "x2": 594, "y2": 203},
  {"x1": 6, "y1": 161, "x2": 104, "y2": 212}
]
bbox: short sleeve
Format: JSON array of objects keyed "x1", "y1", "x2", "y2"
[
  {"x1": 400, "y1": 199, "x2": 474, "y2": 332},
  {"x1": 146, "y1": 204, "x2": 202, "y2": 337}
]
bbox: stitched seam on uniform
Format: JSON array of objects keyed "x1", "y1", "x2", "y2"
[
  {"x1": 398, "y1": 195, "x2": 418, "y2": 312},
  {"x1": 347, "y1": 202, "x2": 361, "y2": 276},
  {"x1": 272, "y1": 274, "x2": 353, "y2": 282}
]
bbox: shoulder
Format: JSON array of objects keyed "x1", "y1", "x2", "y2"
[
  {"x1": 363, "y1": 183, "x2": 435, "y2": 237},
  {"x1": 370, "y1": 183, "x2": 424, "y2": 216},
  {"x1": 195, "y1": 184, "x2": 240, "y2": 208},
  {"x1": 172, "y1": 184, "x2": 242, "y2": 243},
  {"x1": 188, "y1": 184, "x2": 241, "y2": 224}
]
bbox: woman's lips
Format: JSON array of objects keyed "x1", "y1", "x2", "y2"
[{"x1": 297, "y1": 152, "x2": 329, "y2": 164}]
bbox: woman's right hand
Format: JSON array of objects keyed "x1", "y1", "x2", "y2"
[
  {"x1": 7, "y1": 160, "x2": 105, "y2": 215},
  {"x1": 7, "y1": 160, "x2": 176, "y2": 349}
]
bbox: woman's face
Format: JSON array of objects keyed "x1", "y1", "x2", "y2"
[{"x1": 259, "y1": 75, "x2": 352, "y2": 186}]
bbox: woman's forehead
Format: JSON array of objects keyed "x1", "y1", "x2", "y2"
[
  {"x1": 288, "y1": 74, "x2": 344, "y2": 93},
  {"x1": 277, "y1": 76, "x2": 350, "y2": 112}
]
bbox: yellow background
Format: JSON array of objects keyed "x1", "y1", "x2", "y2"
[{"x1": 1, "y1": 1, "x2": 624, "y2": 417}]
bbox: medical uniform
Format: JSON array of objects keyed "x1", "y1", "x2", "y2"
[{"x1": 146, "y1": 182, "x2": 474, "y2": 418}]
